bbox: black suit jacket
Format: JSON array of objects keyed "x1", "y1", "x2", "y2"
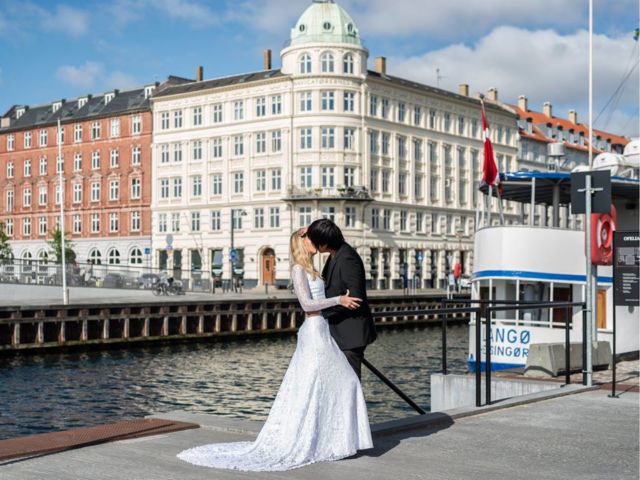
[{"x1": 321, "y1": 243, "x2": 377, "y2": 351}]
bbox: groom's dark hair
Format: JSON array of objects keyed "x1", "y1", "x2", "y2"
[{"x1": 307, "y1": 219, "x2": 345, "y2": 250}]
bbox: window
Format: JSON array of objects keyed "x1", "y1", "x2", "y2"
[
  {"x1": 382, "y1": 170, "x2": 390, "y2": 191},
  {"x1": 471, "y1": 119, "x2": 479, "y2": 137},
  {"x1": 160, "y1": 112, "x2": 169, "y2": 130},
  {"x1": 345, "y1": 206, "x2": 356, "y2": 227},
  {"x1": 415, "y1": 174, "x2": 423, "y2": 198},
  {"x1": 24, "y1": 131, "x2": 32, "y2": 148},
  {"x1": 300, "y1": 91, "x2": 312, "y2": 112},
  {"x1": 343, "y1": 53, "x2": 354, "y2": 74},
  {"x1": 110, "y1": 118, "x2": 120, "y2": 137},
  {"x1": 231, "y1": 209, "x2": 244, "y2": 229},
  {"x1": 131, "y1": 178, "x2": 141, "y2": 199},
  {"x1": 23, "y1": 218, "x2": 31, "y2": 236},
  {"x1": 73, "y1": 153, "x2": 82, "y2": 171},
  {"x1": 370, "y1": 169, "x2": 378, "y2": 192},
  {"x1": 271, "y1": 130, "x2": 282, "y2": 152},
  {"x1": 400, "y1": 210, "x2": 408, "y2": 231},
  {"x1": 233, "y1": 101, "x2": 244, "y2": 121},
  {"x1": 446, "y1": 214, "x2": 454, "y2": 235},
  {"x1": 383, "y1": 209, "x2": 391, "y2": 230},
  {"x1": 299, "y1": 206, "x2": 312, "y2": 227},
  {"x1": 91, "y1": 151, "x2": 100, "y2": 169},
  {"x1": 56, "y1": 155, "x2": 63, "y2": 174},
  {"x1": 173, "y1": 110, "x2": 183, "y2": 128},
  {"x1": 299, "y1": 166, "x2": 312, "y2": 188},
  {"x1": 234, "y1": 135, "x2": 244, "y2": 156},
  {"x1": 211, "y1": 210, "x2": 221, "y2": 230},
  {"x1": 211, "y1": 174, "x2": 222, "y2": 195},
  {"x1": 173, "y1": 143, "x2": 182, "y2": 162},
  {"x1": 91, "y1": 182, "x2": 100, "y2": 202},
  {"x1": 371, "y1": 208, "x2": 379, "y2": 229},
  {"x1": 269, "y1": 207, "x2": 280, "y2": 228},
  {"x1": 109, "y1": 180, "x2": 119, "y2": 201},
  {"x1": 416, "y1": 212, "x2": 424, "y2": 232},
  {"x1": 233, "y1": 172, "x2": 244, "y2": 193},
  {"x1": 271, "y1": 95, "x2": 282, "y2": 115},
  {"x1": 321, "y1": 127, "x2": 335, "y2": 149},
  {"x1": 256, "y1": 132, "x2": 266, "y2": 153},
  {"x1": 413, "y1": 139, "x2": 423, "y2": 162},
  {"x1": 398, "y1": 103, "x2": 406, "y2": 123},
  {"x1": 73, "y1": 214, "x2": 81, "y2": 234},
  {"x1": 73, "y1": 183, "x2": 82, "y2": 203},
  {"x1": 211, "y1": 138, "x2": 222, "y2": 158},
  {"x1": 160, "y1": 178, "x2": 170, "y2": 199},
  {"x1": 381, "y1": 98, "x2": 389, "y2": 118},
  {"x1": 271, "y1": 169, "x2": 281, "y2": 190},
  {"x1": 38, "y1": 186, "x2": 47, "y2": 205},
  {"x1": 431, "y1": 214, "x2": 439, "y2": 234},
  {"x1": 7, "y1": 134, "x2": 14, "y2": 151},
  {"x1": 255, "y1": 170, "x2": 266, "y2": 192},
  {"x1": 444, "y1": 113, "x2": 451, "y2": 132},
  {"x1": 343, "y1": 91, "x2": 355, "y2": 112},
  {"x1": 109, "y1": 212, "x2": 119, "y2": 232},
  {"x1": 369, "y1": 130, "x2": 378, "y2": 154},
  {"x1": 7, "y1": 162, "x2": 14, "y2": 178},
  {"x1": 399, "y1": 173, "x2": 407, "y2": 196},
  {"x1": 192, "y1": 106, "x2": 202, "y2": 126},
  {"x1": 23, "y1": 188, "x2": 31, "y2": 207},
  {"x1": 414, "y1": 106, "x2": 421, "y2": 126},
  {"x1": 129, "y1": 246, "x2": 142, "y2": 263},
  {"x1": 397, "y1": 135, "x2": 407, "y2": 159},
  {"x1": 344, "y1": 128, "x2": 355, "y2": 150},
  {"x1": 192, "y1": 140, "x2": 202, "y2": 161},
  {"x1": 428, "y1": 109, "x2": 436, "y2": 129},
  {"x1": 39, "y1": 129, "x2": 48, "y2": 147},
  {"x1": 458, "y1": 116, "x2": 465, "y2": 135},
  {"x1": 300, "y1": 127, "x2": 312, "y2": 149},
  {"x1": 321, "y1": 91, "x2": 335, "y2": 111},
  {"x1": 158, "y1": 213, "x2": 167, "y2": 233},
  {"x1": 39, "y1": 157, "x2": 47, "y2": 176},
  {"x1": 299, "y1": 53, "x2": 312, "y2": 74},
  {"x1": 55, "y1": 184, "x2": 62, "y2": 205},
  {"x1": 107, "y1": 248, "x2": 121, "y2": 264},
  {"x1": 344, "y1": 167, "x2": 355, "y2": 187},
  {"x1": 321, "y1": 167, "x2": 335, "y2": 187},
  {"x1": 131, "y1": 146, "x2": 141, "y2": 166},
  {"x1": 110, "y1": 149, "x2": 119, "y2": 168},
  {"x1": 212, "y1": 103, "x2": 223, "y2": 123},
  {"x1": 160, "y1": 144, "x2": 169, "y2": 163},
  {"x1": 4, "y1": 219, "x2": 12, "y2": 236},
  {"x1": 171, "y1": 213, "x2": 180, "y2": 232},
  {"x1": 172, "y1": 177, "x2": 182, "y2": 198},
  {"x1": 132, "y1": 115, "x2": 141, "y2": 134},
  {"x1": 24, "y1": 159, "x2": 31, "y2": 177},
  {"x1": 191, "y1": 212, "x2": 201, "y2": 231},
  {"x1": 321, "y1": 206, "x2": 335, "y2": 221},
  {"x1": 370, "y1": 95, "x2": 378, "y2": 116},
  {"x1": 255, "y1": 97, "x2": 266, "y2": 117},
  {"x1": 254, "y1": 208, "x2": 264, "y2": 229},
  {"x1": 91, "y1": 213, "x2": 100, "y2": 233},
  {"x1": 321, "y1": 52, "x2": 334, "y2": 72}
]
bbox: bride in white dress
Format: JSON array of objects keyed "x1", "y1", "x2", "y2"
[{"x1": 176, "y1": 229, "x2": 373, "y2": 471}]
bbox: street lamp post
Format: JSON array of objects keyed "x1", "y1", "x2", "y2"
[{"x1": 229, "y1": 208, "x2": 247, "y2": 292}]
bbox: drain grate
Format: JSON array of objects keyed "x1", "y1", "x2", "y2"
[{"x1": 0, "y1": 418, "x2": 200, "y2": 461}]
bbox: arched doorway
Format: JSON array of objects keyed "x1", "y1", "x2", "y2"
[{"x1": 261, "y1": 248, "x2": 276, "y2": 285}]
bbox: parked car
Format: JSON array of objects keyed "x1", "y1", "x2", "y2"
[
  {"x1": 102, "y1": 273, "x2": 125, "y2": 288},
  {"x1": 138, "y1": 273, "x2": 160, "y2": 289}
]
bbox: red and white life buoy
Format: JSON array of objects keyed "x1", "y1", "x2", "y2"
[{"x1": 590, "y1": 204, "x2": 617, "y2": 265}]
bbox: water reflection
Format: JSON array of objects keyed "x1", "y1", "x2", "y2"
[{"x1": 0, "y1": 324, "x2": 468, "y2": 440}]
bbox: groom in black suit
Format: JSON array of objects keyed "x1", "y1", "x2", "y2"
[{"x1": 305, "y1": 219, "x2": 377, "y2": 380}]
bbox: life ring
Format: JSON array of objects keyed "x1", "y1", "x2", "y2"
[{"x1": 591, "y1": 204, "x2": 616, "y2": 265}]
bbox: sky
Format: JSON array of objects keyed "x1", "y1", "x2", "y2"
[{"x1": 0, "y1": 0, "x2": 638, "y2": 137}]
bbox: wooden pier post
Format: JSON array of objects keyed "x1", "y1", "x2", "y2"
[
  {"x1": 37, "y1": 322, "x2": 44, "y2": 344},
  {"x1": 12, "y1": 323, "x2": 20, "y2": 346}
]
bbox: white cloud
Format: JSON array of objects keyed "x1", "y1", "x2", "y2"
[
  {"x1": 41, "y1": 4, "x2": 90, "y2": 37},
  {"x1": 595, "y1": 109, "x2": 639, "y2": 139},
  {"x1": 56, "y1": 62, "x2": 104, "y2": 89},
  {"x1": 106, "y1": 71, "x2": 139, "y2": 90},
  {"x1": 388, "y1": 27, "x2": 639, "y2": 136},
  {"x1": 156, "y1": 0, "x2": 219, "y2": 26}
]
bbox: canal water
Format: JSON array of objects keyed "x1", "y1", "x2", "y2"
[{"x1": 0, "y1": 324, "x2": 468, "y2": 440}]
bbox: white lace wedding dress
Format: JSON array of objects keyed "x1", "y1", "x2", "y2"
[{"x1": 176, "y1": 264, "x2": 372, "y2": 471}]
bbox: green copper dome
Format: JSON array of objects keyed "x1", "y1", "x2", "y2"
[{"x1": 288, "y1": 0, "x2": 362, "y2": 47}]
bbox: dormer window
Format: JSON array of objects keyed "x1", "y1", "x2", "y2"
[
  {"x1": 104, "y1": 91, "x2": 117, "y2": 105},
  {"x1": 16, "y1": 107, "x2": 25, "y2": 119},
  {"x1": 321, "y1": 52, "x2": 334, "y2": 73},
  {"x1": 144, "y1": 85, "x2": 156, "y2": 99},
  {"x1": 526, "y1": 119, "x2": 533, "y2": 134},
  {"x1": 52, "y1": 101, "x2": 62, "y2": 113},
  {"x1": 299, "y1": 53, "x2": 312, "y2": 74},
  {"x1": 78, "y1": 97, "x2": 89, "y2": 109}
]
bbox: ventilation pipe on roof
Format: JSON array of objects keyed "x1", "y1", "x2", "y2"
[
  {"x1": 458, "y1": 84, "x2": 469, "y2": 96},
  {"x1": 196, "y1": 65, "x2": 203, "y2": 82},
  {"x1": 487, "y1": 87, "x2": 498, "y2": 101},
  {"x1": 263, "y1": 49, "x2": 272, "y2": 70}
]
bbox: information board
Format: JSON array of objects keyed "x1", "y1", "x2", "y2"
[{"x1": 613, "y1": 231, "x2": 640, "y2": 307}]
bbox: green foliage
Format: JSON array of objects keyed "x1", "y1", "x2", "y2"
[
  {"x1": 0, "y1": 222, "x2": 12, "y2": 261},
  {"x1": 48, "y1": 228, "x2": 77, "y2": 265}
]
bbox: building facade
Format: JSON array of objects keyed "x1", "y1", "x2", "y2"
[
  {"x1": 150, "y1": 0, "x2": 519, "y2": 289},
  {"x1": 0, "y1": 86, "x2": 157, "y2": 266}
]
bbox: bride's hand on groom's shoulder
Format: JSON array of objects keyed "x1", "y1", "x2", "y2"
[{"x1": 339, "y1": 289, "x2": 362, "y2": 310}]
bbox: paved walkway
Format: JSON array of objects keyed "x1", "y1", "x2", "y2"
[{"x1": 1, "y1": 389, "x2": 637, "y2": 480}]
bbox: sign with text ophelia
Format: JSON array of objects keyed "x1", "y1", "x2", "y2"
[{"x1": 614, "y1": 231, "x2": 640, "y2": 307}]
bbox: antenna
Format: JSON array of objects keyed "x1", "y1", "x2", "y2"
[{"x1": 435, "y1": 67, "x2": 447, "y2": 88}]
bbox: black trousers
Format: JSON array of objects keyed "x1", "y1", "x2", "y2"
[{"x1": 342, "y1": 346, "x2": 366, "y2": 380}]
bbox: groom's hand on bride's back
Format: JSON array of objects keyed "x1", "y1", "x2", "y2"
[{"x1": 339, "y1": 289, "x2": 362, "y2": 310}]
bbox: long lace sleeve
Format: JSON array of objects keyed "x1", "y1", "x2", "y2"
[{"x1": 292, "y1": 265, "x2": 341, "y2": 312}]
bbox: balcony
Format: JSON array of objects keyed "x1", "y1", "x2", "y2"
[{"x1": 284, "y1": 185, "x2": 372, "y2": 201}]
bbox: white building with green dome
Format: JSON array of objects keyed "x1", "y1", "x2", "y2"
[{"x1": 150, "y1": 0, "x2": 519, "y2": 290}]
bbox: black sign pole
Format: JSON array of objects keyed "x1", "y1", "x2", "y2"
[{"x1": 609, "y1": 232, "x2": 617, "y2": 399}]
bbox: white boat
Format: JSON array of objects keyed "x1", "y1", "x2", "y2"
[{"x1": 468, "y1": 168, "x2": 639, "y2": 372}]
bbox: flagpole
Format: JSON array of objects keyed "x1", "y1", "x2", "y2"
[{"x1": 57, "y1": 119, "x2": 69, "y2": 305}]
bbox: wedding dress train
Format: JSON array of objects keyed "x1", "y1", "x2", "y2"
[{"x1": 176, "y1": 264, "x2": 372, "y2": 471}]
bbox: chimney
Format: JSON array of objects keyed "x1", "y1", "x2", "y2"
[
  {"x1": 543, "y1": 101, "x2": 553, "y2": 118},
  {"x1": 487, "y1": 87, "x2": 498, "y2": 101},
  {"x1": 374, "y1": 56, "x2": 387, "y2": 74},
  {"x1": 458, "y1": 84, "x2": 469, "y2": 96},
  {"x1": 568, "y1": 109, "x2": 578, "y2": 124},
  {"x1": 196, "y1": 65, "x2": 203, "y2": 82},
  {"x1": 518, "y1": 95, "x2": 528, "y2": 111},
  {"x1": 263, "y1": 49, "x2": 272, "y2": 70}
]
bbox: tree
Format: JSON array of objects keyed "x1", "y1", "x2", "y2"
[
  {"x1": 48, "y1": 228, "x2": 77, "y2": 265},
  {"x1": 0, "y1": 222, "x2": 12, "y2": 262}
]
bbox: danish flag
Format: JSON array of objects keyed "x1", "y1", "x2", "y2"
[{"x1": 480, "y1": 100, "x2": 499, "y2": 188}]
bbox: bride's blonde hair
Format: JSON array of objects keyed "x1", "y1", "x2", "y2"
[{"x1": 289, "y1": 229, "x2": 321, "y2": 280}]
